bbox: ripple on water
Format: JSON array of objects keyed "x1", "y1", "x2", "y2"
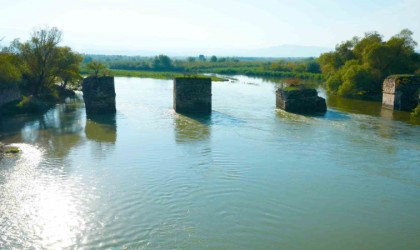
[
  {"x1": 0, "y1": 144, "x2": 99, "y2": 249},
  {"x1": 1, "y1": 76, "x2": 419, "y2": 249}
]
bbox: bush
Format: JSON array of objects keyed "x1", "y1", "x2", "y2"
[{"x1": 411, "y1": 104, "x2": 420, "y2": 119}]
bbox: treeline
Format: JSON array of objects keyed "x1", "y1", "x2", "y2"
[
  {"x1": 319, "y1": 29, "x2": 420, "y2": 99},
  {"x1": 0, "y1": 27, "x2": 82, "y2": 98},
  {"x1": 83, "y1": 54, "x2": 323, "y2": 80}
]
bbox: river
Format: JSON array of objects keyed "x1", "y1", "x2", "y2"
[{"x1": 1, "y1": 76, "x2": 419, "y2": 249}]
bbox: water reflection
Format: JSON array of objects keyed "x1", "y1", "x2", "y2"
[
  {"x1": 85, "y1": 114, "x2": 117, "y2": 144},
  {"x1": 380, "y1": 107, "x2": 415, "y2": 123},
  {"x1": 85, "y1": 114, "x2": 117, "y2": 159},
  {"x1": 1, "y1": 98, "x2": 85, "y2": 159},
  {"x1": 327, "y1": 95, "x2": 382, "y2": 116},
  {"x1": 174, "y1": 113, "x2": 211, "y2": 143}
]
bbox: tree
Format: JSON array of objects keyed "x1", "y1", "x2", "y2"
[
  {"x1": 16, "y1": 27, "x2": 62, "y2": 96},
  {"x1": 198, "y1": 54, "x2": 206, "y2": 62},
  {"x1": 338, "y1": 64, "x2": 376, "y2": 97},
  {"x1": 306, "y1": 61, "x2": 321, "y2": 73},
  {"x1": 319, "y1": 29, "x2": 420, "y2": 99},
  {"x1": 152, "y1": 54, "x2": 172, "y2": 70},
  {"x1": 87, "y1": 61, "x2": 107, "y2": 77},
  {"x1": 210, "y1": 55, "x2": 217, "y2": 62},
  {"x1": 56, "y1": 47, "x2": 83, "y2": 89},
  {"x1": 0, "y1": 52, "x2": 21, "y2": 88},
  {"x1": 353, "y1": 31, "x2": 382, "y2": 60}
]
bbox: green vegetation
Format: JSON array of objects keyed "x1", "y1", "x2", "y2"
[
  {"x1": 5, "y1": 147, "x2": 20, "y2": 154},
  {"x1": 0, "y1": 27, "x2": 83, "y2": 114},
  {"x1": 412, "y1": 104, "x2": 420, "y2": 120},
  {"x1": 82, "y1": 54, "x2": 323, "y2": 80},
  {"x1": 319, "y1": 29, "x2": 420, "y2": 99},
  {"x1": 10, "y1": 27, "x2": 82, "y2": 96},
  {"x1": 107, "y1": 69, "x2": 227, "y2": 82},
  {"x1": 283, "y1": 86, "x2": 300, "y2": 91},
  {"x1": 86, "y1": 61, "x2": 108, "y2": 77},
  {"x1": 0, "y1": 143, "x2": 20, "y2": 159},
  {"x1": 0, "y1": 52, "x2": 22, "y2": 90}
]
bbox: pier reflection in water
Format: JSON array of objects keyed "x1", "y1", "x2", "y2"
[{"x1": 174, "y1": 113, "x2": 211, "y2": 143}]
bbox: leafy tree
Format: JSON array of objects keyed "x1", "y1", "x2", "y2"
[
  {"x1": 15, "y1": 27, "x2": 62, "y2": 96},
  {"x1": 306, "y1": 61, "x2": 321, "y2": 73},
  {"x1": 198, "y1": 54, "x2": 206, "y2": 62},
  {"x1": 319, "y1": 29, "x2": 420, "y2": 99},
  {"x1": 87, "y1": 61, "x2": 107, "y2": 77},
  {"x1": 152, "y1": 54, "x2": 173, "y2": 70},
  {"x1": 0, "y1": 52, "x2": 21, "y2": 89},
  {"x1": 338, "y1": 64, "x2": 376, "y2": 97},
  {"x1": 353, "y1": 31, "x2": 382, "y2": 60},
  {"x1": 56, "y1": 47, "x2": 83, "y2": 89},
  {"x1": 210, "y1": 55, "x2": 218, "y2": 62}
]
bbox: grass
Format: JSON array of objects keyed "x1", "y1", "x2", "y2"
[
  {"x1": 5, "y1": 147, "x2": 20, "y2": 154},
  {"x1": 283, "y1": 86, "x2": 300, "y2": 91},
  {"x1": 82, "y1": 69, "x2": 228, "y2": 82}
]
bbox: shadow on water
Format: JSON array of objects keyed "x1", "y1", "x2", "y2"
[
  {"x1": 174, "y1": 112, "x2": 211, "y2": 143},
  {"x1": 85, "y1": 113, "x2": 117, "y2": 144},
  {"x1": 85, "y1": 113, "x2": 118, "y2": 160},
  {"x1": 275, "y1": 108, "x2": 350, "y2": 123},
  {"x1": 322, "y1": 109, "x2": 351, "y2": 120},
  {"x1": 327, "y1": 95, "x2": 382, "y2": 116},
  {"x1": 327, "y1": 94, "x2": 418, "y2": 124},
  {"x1": 211, "y1": 111, "x2": 246, "y2": 126},
  {"x1": 1, "y1": 97, "x2": 85, "y2": 159},
  {"x1": 173, "y1": 110, "x2": 247, "y2": 143}
]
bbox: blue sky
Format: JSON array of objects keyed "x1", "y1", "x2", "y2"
[{"x1": 1, "y1": 0, "x2": 419, "y2": 54}]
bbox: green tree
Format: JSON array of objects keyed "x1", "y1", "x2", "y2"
[
  {"x1": 353, "y1": 31, "x2": 382, "y2": 60},
  {"x1": 210, "y1": 55, "x2": 218, "y2": 62},
  {"x1": 16, "y1": 27, "x2": 62, "y2": 96},
  {"x1": 152, "y1": 54, "x2": 173, "y2": 70},
  {"x1": 338, "y1": 64, "x2": 377, "y2": 97},
  {"x1": 56, "y1": 47, "x2": 83, "y2": 89},
  {"x1": 319, "y1": 29, "x2": 420, "y2": 99},
  {"x1": 198, "y1": 54, "x2": 206, "y2": 61},
  {"x1": 87, "y1": 61, "x2": 107, "y2": 77},
  {"x1": 0, "y1": 52, "x2": 21, "y2": 89},
  {"x1": 306, "y1": 61, "x2": 321, "y2": 73}
]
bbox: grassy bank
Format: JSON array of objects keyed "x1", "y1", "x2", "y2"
[
  {"x1": 82, "y1": 69, "x2": 228, "y2": 82},
  {"x1": 83, "y1": 55, "x2": 323, "y2": 81}
]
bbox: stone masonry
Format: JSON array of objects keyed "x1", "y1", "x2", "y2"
[
  {"x1": 173, "y1": 77, "x2": 212, "y2": 114},
  {"x1": 276, "y1": 88, "x2": 327, "y2": 115},
  {"x1": 382, "y1": 75, "x2": 420, "y2": 111},
  {"x1": 82, "y1": 76, "x2": 116, "y2": 114}
]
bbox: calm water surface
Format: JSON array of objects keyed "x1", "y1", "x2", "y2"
[{"x1": 1, "y1": 76, "x2": 419, "y2": 249}]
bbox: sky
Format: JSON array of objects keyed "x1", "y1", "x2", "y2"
[{"x1": 1, "y1": 0, "x2": 419, "y2": 55}]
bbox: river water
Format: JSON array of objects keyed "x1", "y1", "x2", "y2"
[{"x1": 1, "y1": 76, "x2": 419, "y2": 249}]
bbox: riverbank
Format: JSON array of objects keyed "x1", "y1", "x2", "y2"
[
  {"x1": 96, "y1": 69, "x2": 228, "y2": 82},
  {"x1": 0, "y1": 87, "x2": 76, "y2": 117}
]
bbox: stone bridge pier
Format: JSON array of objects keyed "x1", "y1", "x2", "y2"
[
  {"x1": 382, "y1": 75, "x2": 420, "y2": 111},
  {"x1": 82, "y1": 76, "x2": 116, "y2": 115},
  {"x1": 173, "y1": 77, "x2": 212, "y2": 114}
]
